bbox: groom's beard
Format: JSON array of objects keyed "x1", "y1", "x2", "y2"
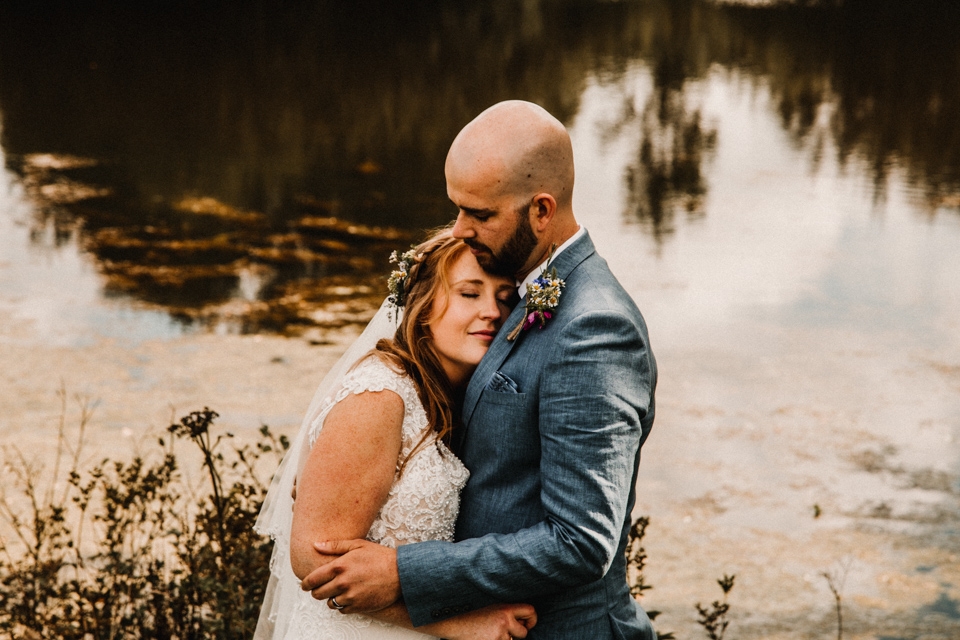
[{"x1": 466, "y1": 212, "x2": 537, "y2": 279}]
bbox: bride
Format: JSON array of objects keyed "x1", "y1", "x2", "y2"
[{"x1": 254, "y1": 227, "x2": 537, "y2": 640}]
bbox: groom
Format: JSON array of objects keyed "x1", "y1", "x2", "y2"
[{"x1": 303, "y1": 101, "x2": 658, "y2": 639}]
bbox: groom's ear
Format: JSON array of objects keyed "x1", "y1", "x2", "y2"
[{"x1": 531, "y1": 193, "x2": 557, "y2": 232}]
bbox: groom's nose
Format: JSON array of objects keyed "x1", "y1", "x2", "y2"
[{"x1": 452, "y1": 211, "x2": 474, "y2": 239}]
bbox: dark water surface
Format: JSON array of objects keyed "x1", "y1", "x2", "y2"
[
  {"x1": 2, "y1": 0, "x2": 959, "y2": 338},
  {"x1": 2, "y1": 1, "x2": 960, "y2": 636}
]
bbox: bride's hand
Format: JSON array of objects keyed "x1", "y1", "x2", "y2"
[{"x1": 431, "y1": 603, "x2": 537, "y2": 640}]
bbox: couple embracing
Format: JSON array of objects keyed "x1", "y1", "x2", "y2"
[{"x1": 254, "y1": 101, "x2": 658, "y2": 640}]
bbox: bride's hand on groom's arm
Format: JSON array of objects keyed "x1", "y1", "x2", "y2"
[
  {"x1": 369, "y1": 601, "x2": 537, "y2": 640},
  {"x1": 300, "y1": 538, "x2": 401, "y2": 613},
  {"x1": 422, "y1": 603, "x2": 537, "y2": 640}
]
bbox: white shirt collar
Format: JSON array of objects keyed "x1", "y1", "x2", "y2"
[{"x1": 517, "y1": 225, "x2": 585, "y2": 296}]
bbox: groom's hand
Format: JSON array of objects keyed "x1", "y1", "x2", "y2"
[{"x1": 301, "y1": 539, "x2": 401, "y2": 613}]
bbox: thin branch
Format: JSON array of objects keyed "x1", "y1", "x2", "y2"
[
  {"x1": 47, "y1": 381, "x2": 69, "y2": 509},
  {"x1": 821, "y1": 557, "x2": 853, "y2": 640}
]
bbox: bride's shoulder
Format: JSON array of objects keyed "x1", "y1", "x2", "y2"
[{"x1": 342, "y1": 353, "x2": 411, "y2": 395}]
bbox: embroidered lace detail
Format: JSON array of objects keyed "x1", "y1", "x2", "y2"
[{"x1": 284, "y1": 357, "x2": 469, "y2": 640}]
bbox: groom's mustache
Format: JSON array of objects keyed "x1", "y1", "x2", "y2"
[{"x1": 464, "y1": 238, "x2": 493, "y2": 255}]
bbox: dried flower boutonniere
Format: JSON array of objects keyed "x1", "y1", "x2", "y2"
[{"x1": 507, "y1": 244, "x2": 565, "y2": 342}]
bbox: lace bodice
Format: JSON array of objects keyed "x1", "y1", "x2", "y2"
[{"x1": 283, "y1": 357, "x2": 469, "y2": 640}]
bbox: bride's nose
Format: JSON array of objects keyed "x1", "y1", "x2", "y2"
[{"x1": 478, "y1": 293, "x2": 502, "y2": 321}]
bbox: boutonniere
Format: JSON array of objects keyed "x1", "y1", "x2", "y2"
[{"x1": 507, "y1": 244, "x2": 565, "y2": 342}]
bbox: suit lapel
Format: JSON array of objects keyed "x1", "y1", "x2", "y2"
[{"x1": 459, "y1": 231, "x2": 598, "y2": 437}]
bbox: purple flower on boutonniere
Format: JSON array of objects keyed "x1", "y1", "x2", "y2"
[{"x1": 507, "y1": 244, "x2": 565, "y2": 342}]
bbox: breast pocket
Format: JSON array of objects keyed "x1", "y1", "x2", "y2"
[{"x1": 482, "y1": 389, "x2": 531, "y2": 407}]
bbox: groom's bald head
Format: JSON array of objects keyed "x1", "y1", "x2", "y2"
[
  {"x1": 446, "y1": 101, "x2": 579, "y2": 279},
  {"x1": 445, "y1": 101, "x2": 575, "y2": 213}
]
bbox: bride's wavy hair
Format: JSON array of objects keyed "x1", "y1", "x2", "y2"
[{"x1": 374, "y1": 225, "x2": 470, "y2": 471}]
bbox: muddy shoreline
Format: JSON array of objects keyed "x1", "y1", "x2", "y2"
[
  {"x1": 3, "y1": 302, "x2": 958, "y2": 638},
  {"x1": 0, "y1": 310, "x2": 351, "y2": 466}
]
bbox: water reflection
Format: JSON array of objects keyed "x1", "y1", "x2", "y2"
[
  {"x1": 597, "y1": 1, "x2": 720, "y2": 240},
  {"x1": 0, "y1": 0, "x2": 642, "y2": 332},
  {"x1": 598, "y1": 76, "x2": 717, "y2": 242},
  {"x1": 8, "y1": 152, "x2": 411, "y2": 334},
  {"x1": 714, "y1": 0, "x2": 960, "y2": 207},
  {"x1": 1, "y1": 0, "x2": 958, "y2": 331}
]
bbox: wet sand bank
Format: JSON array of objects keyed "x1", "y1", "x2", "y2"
[
  {"x1": 0, "y1": 309, "x2": 349, "y2": 473},
  {"x1": 3, "y1": 305, "x2": 958, "y2": 638}
]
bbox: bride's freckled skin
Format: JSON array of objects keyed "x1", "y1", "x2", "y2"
[{"x1": 427, "y1": 252, "x2": 515, "y2": 388}]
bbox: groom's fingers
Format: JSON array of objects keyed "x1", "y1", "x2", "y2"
[
  {"x1": 300, "y1": 540, "x2": 402, "y2": 613},
  {"x1": 305, "y1": 568, "x2": 349, "y2": 608},
  {"x1": 512, "y1": 604, "x2": 537, "y2": 634},
  {"x1": 298, "y1": 539, "x2": 366, "y2": 593},
  {"x1": 313, "y1": 538, "x2": 360, "y2": 556},
  {"x1": 300, "y1": 562, "x2": 338, "y2": 593},
  {"x1": 508, "y1": 621, "x2": 531, "y2": 639},
  {"x1": 518, "y1": 608, "x2": 537, "y2": 629}
]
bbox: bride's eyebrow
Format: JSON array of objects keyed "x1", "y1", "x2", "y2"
[{"x1": 452, "y1": 279, "x2": 484, "y2": 287}]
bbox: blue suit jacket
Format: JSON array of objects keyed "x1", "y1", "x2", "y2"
[{"x1": 397, "y1": 232, "x2": 657, "y2": 639}]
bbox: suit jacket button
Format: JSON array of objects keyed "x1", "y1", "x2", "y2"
[{"x1": 430, "y1": 610, "x2": 441, "y2": 619}]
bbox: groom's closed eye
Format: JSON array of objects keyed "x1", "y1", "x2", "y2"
[{"x1": 457, "y1": 205, "x2": 495, "y2": 221}]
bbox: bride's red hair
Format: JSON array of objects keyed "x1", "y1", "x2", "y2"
[{"x1": 373, "y1": 225, "x2": 469, "y2": 471}]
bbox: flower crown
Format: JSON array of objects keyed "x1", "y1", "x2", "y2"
[{"x1": 387, "y1": 247, "x2": 419, "y2": 311}]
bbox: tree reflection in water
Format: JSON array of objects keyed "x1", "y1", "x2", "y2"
[
  {"x1": 0, "y1": 0, "x2": 638, "y2": 333},
  {"x1": 718, "y1": 0, "x2": 960, "y2": 208},
  {"x1": 0, "y1": 0, "x2": 958, "y2": 330},
  {"x1": 626, "y1": 87, "x2": 716, "y2": 243},
  {"x1": 608, "y1": 0, "x2": 719, "y2": 242}
]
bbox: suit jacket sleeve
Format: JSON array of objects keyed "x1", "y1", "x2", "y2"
[{"x1": 396, "y1": 308, "x2": 656, "y2": 627}]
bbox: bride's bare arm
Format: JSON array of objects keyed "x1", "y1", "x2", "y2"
[{"x1": 289, "y1": 389, "x2": 403, "y2": 580}]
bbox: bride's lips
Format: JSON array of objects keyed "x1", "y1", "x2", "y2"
[{"x1": 470, "y1": 329, "x2": 496, "y2": 342}]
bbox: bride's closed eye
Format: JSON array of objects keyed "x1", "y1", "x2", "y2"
[{"x1": 496, "y1": 286, "x2": 517, "y2": 307}]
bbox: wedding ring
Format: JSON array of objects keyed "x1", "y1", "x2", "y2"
[{"x1": 331, "y1": 596, "x2": 346, "y2": 610}]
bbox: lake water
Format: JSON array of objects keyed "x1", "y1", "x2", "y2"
[{"x1": 2, "y1": 1, "x2": 959, "y2": 637}]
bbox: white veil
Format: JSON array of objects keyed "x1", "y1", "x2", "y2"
[{"x1": 253, "y1": 298, "x2": 400, "y2": 640}]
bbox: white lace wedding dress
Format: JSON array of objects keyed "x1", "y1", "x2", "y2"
[{"x1": 281, "y1": 357, "x2": 470, "y2": 640}]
